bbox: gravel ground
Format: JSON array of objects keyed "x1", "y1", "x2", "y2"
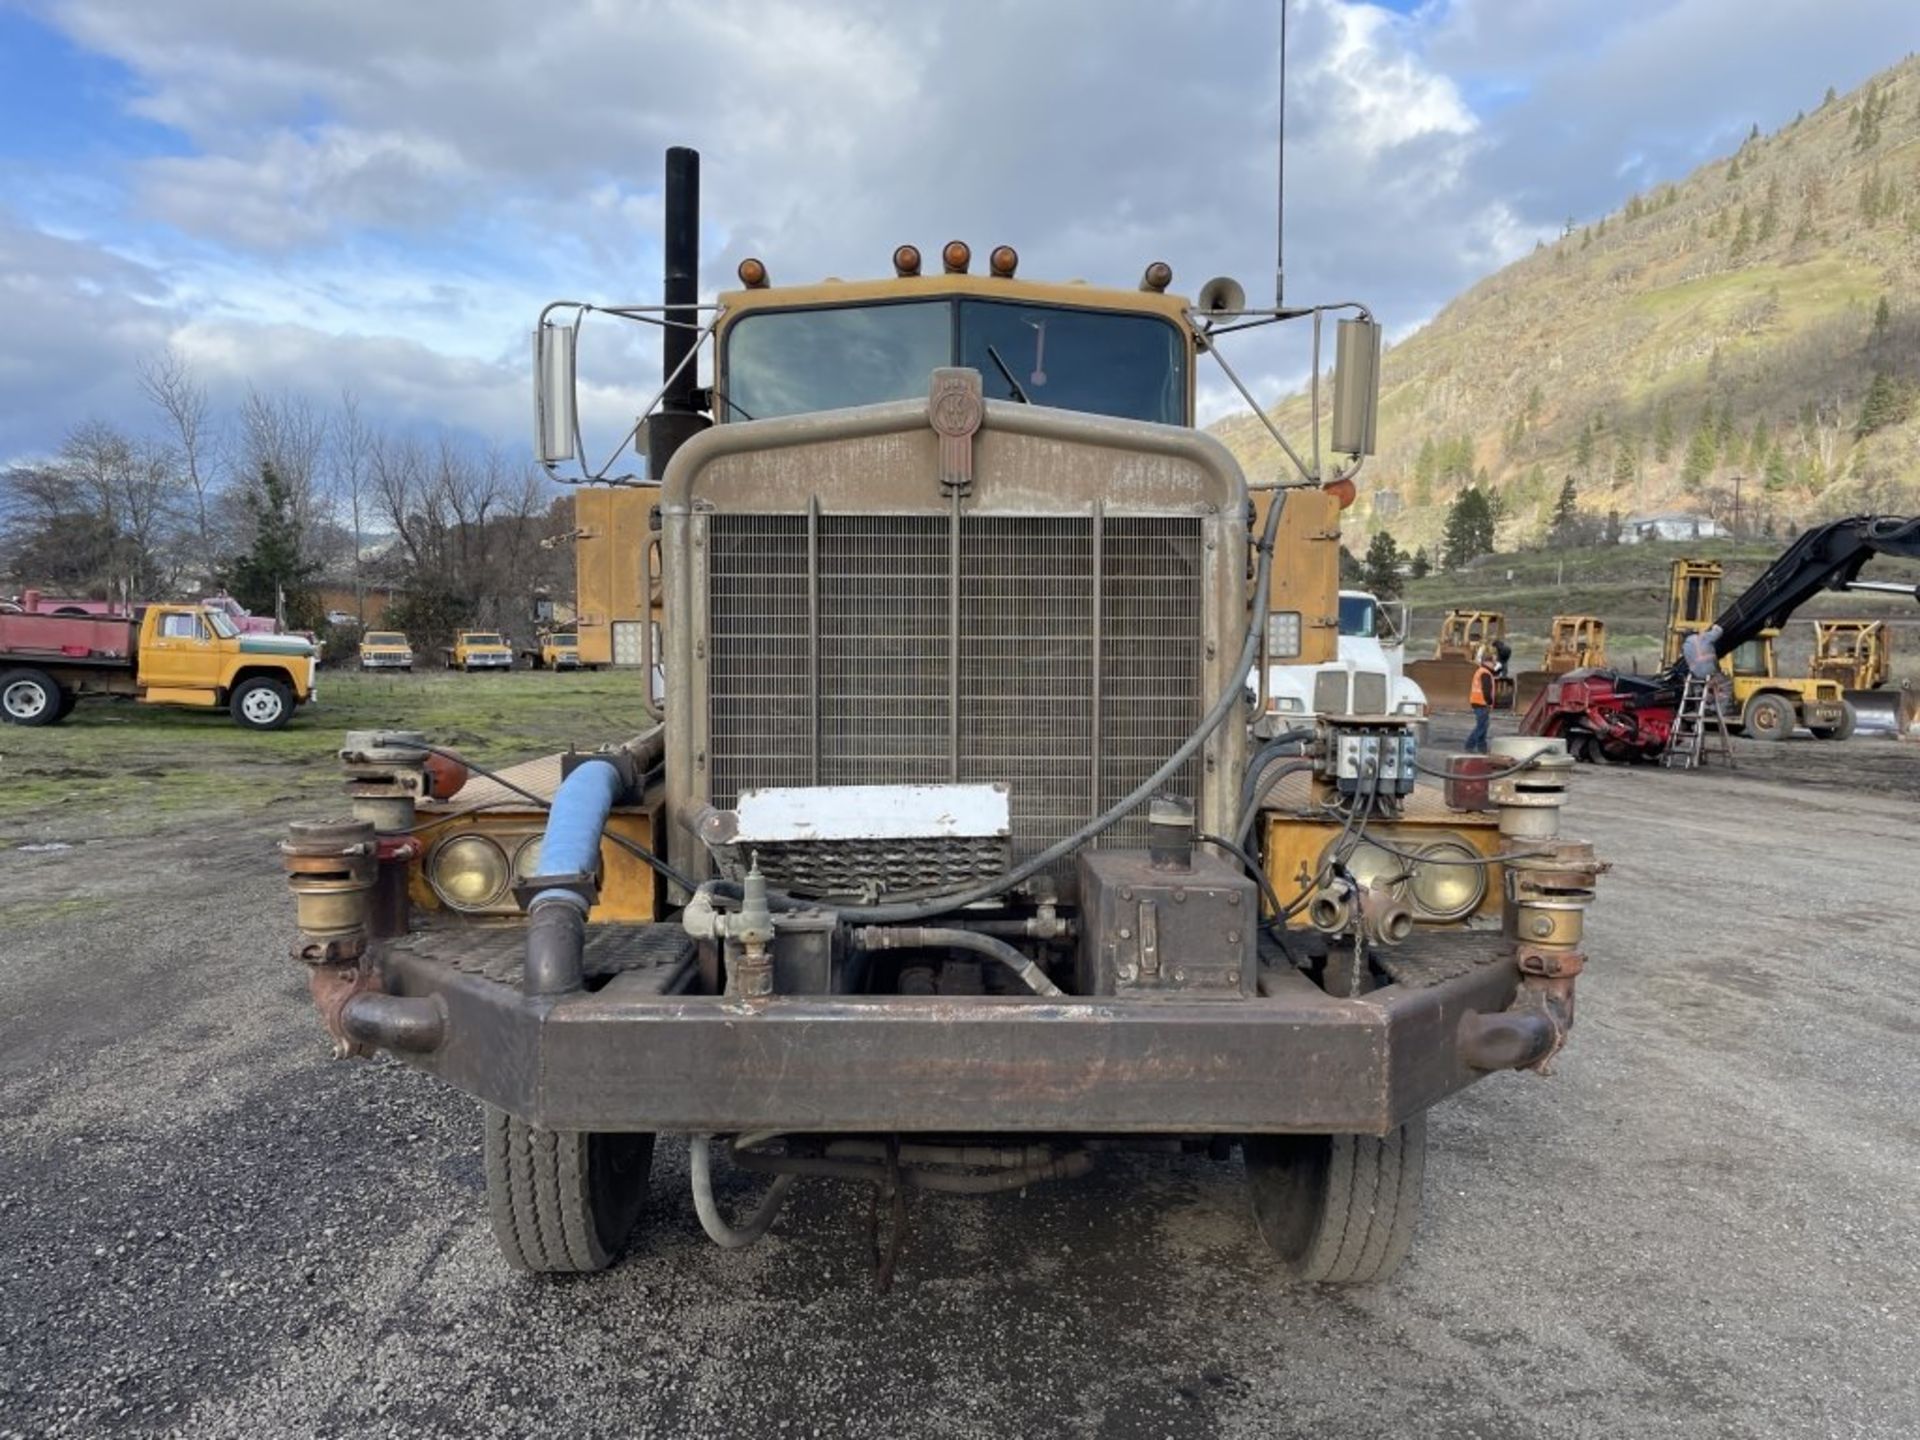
[{"x1": 2, "y1": 720, "x2": 1917, "y2": 1438}]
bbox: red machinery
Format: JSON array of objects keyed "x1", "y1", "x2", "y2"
[{"x1": 1521, "y1": 515, "x2": 1920, "y2": 762}]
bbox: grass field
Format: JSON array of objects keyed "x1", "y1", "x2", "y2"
[{"x1": 0, "y1": 669, "x2": 651, "y2": 844}]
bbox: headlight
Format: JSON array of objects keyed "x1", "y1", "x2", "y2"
[
  {"x1": 1266, "y1": 611, "x2": 1302, "y2": 659},
  {"x1": 1408, "y1": 839, "x2": 1487, "y2": 919},
  {"x1": 1272, "y1": 695, "x2": 1305, "y2": 713},
  {"x1": 1325, "y1": 839, "x2": 1408, "y2": 897},
  {"x1": 430, "y1": 834, "x2": 510, "y2": 910},
  {"x1": 512, "y1": 836, "x2": 545, "y2": 882},
  {"x1": 1396, "y1": 700, "x2": 1425, "y2": 715}
]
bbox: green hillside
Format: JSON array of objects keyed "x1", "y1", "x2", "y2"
[{"x1": 1214, "y1": 56, "x2": 1920, "y2": 558}]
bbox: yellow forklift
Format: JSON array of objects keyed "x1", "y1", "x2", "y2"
[{"x1": 1663, "y1": 559, "x2": 1851, "y2": 741}]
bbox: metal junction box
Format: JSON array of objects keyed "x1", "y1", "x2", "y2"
[{"x1": 1075, "y1": 849, "x2": 1258, "y2": 997}]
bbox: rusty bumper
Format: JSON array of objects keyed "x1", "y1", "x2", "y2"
[{"x1": 361, "y1": 939, "x2": 1538, "y2": 1136}]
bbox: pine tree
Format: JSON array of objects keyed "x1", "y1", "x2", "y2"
[
  {"x1": 1573, "y1": 422, "x2": 1594, "y2": 474},
  {"x1": 1549, "y1": 476, "x2": 1580, "y2": 545},
  {"x1": 1526, "y1": 385, "x2": 1545, "y2": 425},
  {"x1": 1714, "y1": 402, "x2": 1737, "y2": 457},
  {"x1": 1681, "y1": 427, "x2": 1717, "y2": 491},
  {"x1": 1756, "y1": 176, "x2": 1781, "y2": 242},
  {"x1": 1871, "y1": 295, "x2": 1892, "y2": 347},
  {"x1": 1747, "y1": 418, "x2": 1770, "y2": 469},
  {"x1": 1860, "y1": 170, "x2": 1884, "y2": 222},
  {"x1": 223, "y1": 463, "x2": 321, "y2": 624},
  {"x1": 1409, "y1": 547, "x2": 1431, "y2": 580},
  {"x1": 1612, "y1": 441, "x2": 1636, "y2": 487},
  {"x1": 1363, "y1": 529, "x2": 1404, "y2": 598},
  {"x1": 1763, "y1": 440, "x2": 1791, "y2": 492},
  {"x1": 1441, "y1": 488, "x2": 1497, "y2": 569},
  {"x1": 1729, "y1": 205, "x2": 1754, "y2": 259},
  {"x1": 1653, "y1": 397, "x2": 1677, "y2": 463},
  {"x1": 1822, "y1": 85, "x2": 1837, "y2": 107},
  {"x1": 1856, "y1": 371, "x2": 1907, "y2": 438}
]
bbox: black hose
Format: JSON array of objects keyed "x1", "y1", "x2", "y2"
[
  {"x1": 1194, "y1": 830, "x2": 1295, "y2": 963},
  {"x1": 851, "y1": 925, "x2": 1065, "y2": 998},
  {"x1": 1235, "y1": 756, "x2": 1316, "y2": 847}
]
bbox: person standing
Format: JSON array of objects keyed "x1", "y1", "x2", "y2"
[
  {"x1": 1466, "y1": 648, "x2": 1497, "y2": 754},
  {"x1": 1682, "y1": 624, "x2": 1725, "y2": 711}
]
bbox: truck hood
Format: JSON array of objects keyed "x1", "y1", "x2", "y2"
[{"x1": 240, "y1": 635, "x2": 317, "y2": 657}]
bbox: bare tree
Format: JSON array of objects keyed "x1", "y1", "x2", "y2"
[
  {"x1": 239, "y1": 387, "x2": 330, "y2": 539},
  {"x1": 331, "y1": 390, "x2": 375, "y2": 621},
  {"x1": 139, "y1": 349, "x2": 223, "y2": 578}
]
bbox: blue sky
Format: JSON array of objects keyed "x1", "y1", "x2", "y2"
[{"x1": 1, "y1": 0, "x2": 1914, "y2": 467}]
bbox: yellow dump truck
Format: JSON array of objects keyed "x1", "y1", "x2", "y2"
[
  {"x1": 1, "y1": 600, "x2": 316, "y2": 729},
  {"x1": 281, "y1": 145, "x2": 1603, "y2": 1289}
]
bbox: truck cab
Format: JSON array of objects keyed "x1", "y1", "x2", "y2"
[
  {"x1": 449, "y1": 632, "x2": 513, "y2": 672},
  {"x1": 1262, "y1": 584, "x2": 1428, "y2": 734},
  {"x1": 358, "y1": 631, "x2": 415, "y2": 672}
]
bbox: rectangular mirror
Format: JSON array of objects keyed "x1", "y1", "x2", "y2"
[
  {"x1": 533, "y1": 322, "x2": 577, "y2": 464},
  {"x1": 1330, "y1": 317, "x2": 1381, "y2": 457}
]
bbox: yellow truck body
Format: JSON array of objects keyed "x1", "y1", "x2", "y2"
[{"x1": 448, "y1": 632, "x2": 514, "y2": 672}]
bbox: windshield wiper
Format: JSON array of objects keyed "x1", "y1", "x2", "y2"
[{"x1": 984, "y1": 345, "x2": 1031, "y2": 404}]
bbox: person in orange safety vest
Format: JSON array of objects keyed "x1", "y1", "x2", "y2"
[{"x1": 1465, "y1": 648, "x2": 1496, "y2": 754}]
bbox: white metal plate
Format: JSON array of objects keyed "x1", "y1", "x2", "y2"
[{"x1": 734, "y1": 783, "x2": 1011, "y2": 843}]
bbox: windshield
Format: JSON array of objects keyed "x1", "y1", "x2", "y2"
[
  {"x1": 1337, "y1": 595, "x2": 1377, "y2": 639},
  {"x1": 366, "y1": 632, "x2": 405, "y2": 645},
  {"x1": 203, "y1": 609, "x2": 237, "y2": 639},
  {"x1": 725, "y1": 298, "x2": 1187, "y2": 426},
  {"x1": 466, "y1": 633, "x2": 502, "y2": 646},
  {"x1": 552, "y1": 635, "x2": 577, "y2": 646}
]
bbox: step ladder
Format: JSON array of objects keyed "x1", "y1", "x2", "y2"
[{"x1": 1663, "y1": 674, "x2": 1736, "y2": 770}]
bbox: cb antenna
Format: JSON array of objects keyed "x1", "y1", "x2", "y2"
[{"x1": 1275, "y1": 0, "x2": 1288, "y2": 308}]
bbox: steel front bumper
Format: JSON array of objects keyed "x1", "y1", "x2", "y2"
[{"x1": 353, "y1": 929, "x2": 1540, "y2": 1136}]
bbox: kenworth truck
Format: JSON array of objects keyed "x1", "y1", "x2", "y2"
[{"x1": 282, "y1": 149, "x2": 1603, "y2": 1285}]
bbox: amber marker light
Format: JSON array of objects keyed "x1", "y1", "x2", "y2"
[
  {"x1": 737, "y1": 257, "x2": 769, "y2": 288},
  {"x1": 989, "y1": 245, "x2": 1018, "y2": 278},
  {"x1": 942, "y1": 240, "x2": 971, "y2": 274},
  {"x1": 893, "y1": 244, "x2": 922, "y2": 277},
  {"x1": 1140, "y1": 260, "x2": 1173, "y2": 293}
]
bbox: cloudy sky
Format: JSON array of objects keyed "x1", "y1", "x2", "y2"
[{"x1": 1, "y1": 0, "x2": 1911, "y2": 466}]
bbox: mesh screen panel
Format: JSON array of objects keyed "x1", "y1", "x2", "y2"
[{"x1": 1353, "y1": 671, "x2": 1388, "y2": 715}]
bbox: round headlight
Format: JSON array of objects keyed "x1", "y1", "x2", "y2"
[
  {"x1": 431, "y1": 834, "x2": 510, "y2": 910},
  {"x1": 512, "y1": 835, "x2": 543, "y2": 883},
  {"x1": 1325, "y1": 839, "x2": 1407, "y2": 897},
  {"x1": 1409, "y1": 840, "x2": 1487, "y2": 920}
]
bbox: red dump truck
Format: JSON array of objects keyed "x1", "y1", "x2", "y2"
[{"x1": 0, "y1": 597, "x2": 318, "y2": 730}]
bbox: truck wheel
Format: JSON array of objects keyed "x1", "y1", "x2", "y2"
[
  {"x1": 483, "y1": 1106, "x2": 652, "y2": 1273},
  {"x1": 1742, "y1": 693, "x2": 1795, "y2": 741},
  {"x1": 230, "y1": 677, "x2": 294, "y2": 730},
  {"x1": 1244, "y1": 1116, "x2": 1426, "y2": 1284},
  {"x1": 1, "y1": 669, "x2": 63, "y2": 726}
]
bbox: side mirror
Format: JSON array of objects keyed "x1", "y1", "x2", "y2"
[
  {"x1": 532, "y1": 321, "x2": 578, "y2": 464},
  {"x1": 1330, "y1": 318, "x2": 1381, "y2": 457}
]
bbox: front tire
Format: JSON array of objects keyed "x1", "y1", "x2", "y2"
[
  {"x1": 1742, "y1": 692, "x2": 1795, "y2": 741},
  {"x1": 1, "y1": 668, "x2": 64, "y2": 726},
  {"x1": 483, "y1": 1106, "x2": 653, "y2": 1273},
  {"x1": 230, "y1": 677, "x2": 293, "y2": 730},
  {"x1": 1244, "y1": 1116, "x2": 1427, "y2": 1284},
  {"x1": 1810, "y1": 701, "x2": 1856, "y2": 741}
]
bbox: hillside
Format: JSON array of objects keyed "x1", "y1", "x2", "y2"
[{"x1": 1215, "y1": 55, "x2": 1920, "y2": 558}]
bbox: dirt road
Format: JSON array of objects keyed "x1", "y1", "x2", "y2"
[{"x1": 3, "y1": 717, "x2": 1916, "y2": 1438}]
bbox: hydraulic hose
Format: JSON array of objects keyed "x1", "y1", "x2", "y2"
[
  {"x1": 851, "y1": 926, "x2": 1065, "y2": 997},
  {"x1": 689, "y1": 1133, "x2": 796, "y2": 1249}
]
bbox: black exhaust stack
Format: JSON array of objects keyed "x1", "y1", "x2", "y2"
[{"x1": 648, "y1": 145, "x2": 709, "y2": 481}]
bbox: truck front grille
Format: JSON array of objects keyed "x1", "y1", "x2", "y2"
[
  {"x1": 1353, "y1": 672, "x2": 1388, "y2": 714},
  {"x1": 707, "y1": 511, "x2": 1203, "y2": 878}
]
